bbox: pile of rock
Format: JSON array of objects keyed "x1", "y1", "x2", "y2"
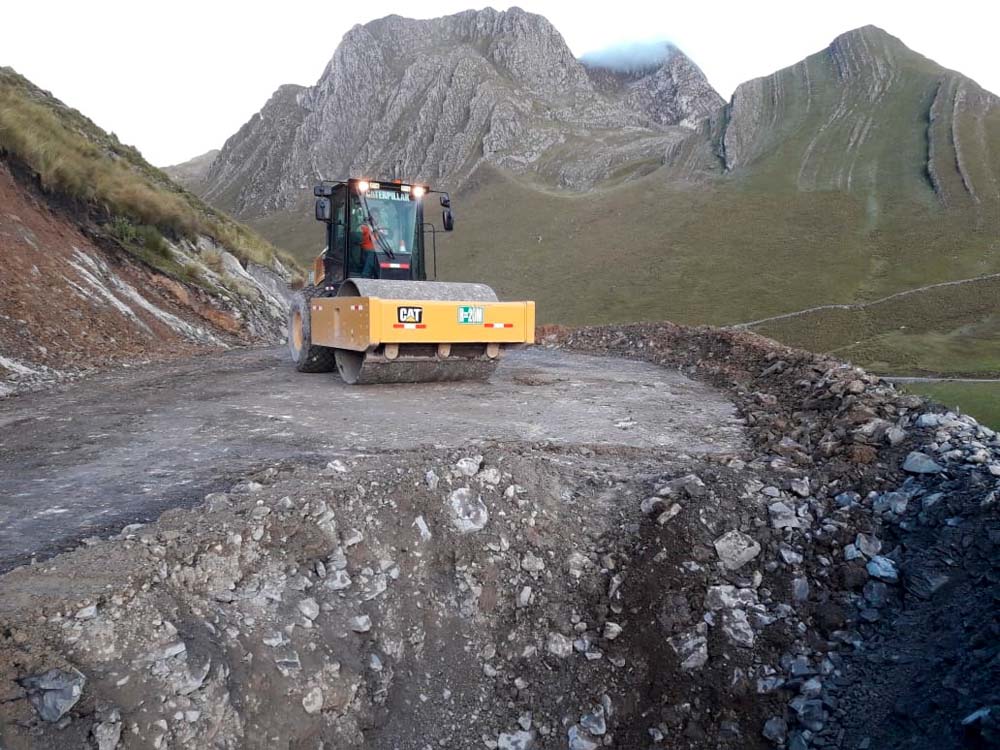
[
  {"x1": 1, "y1": 322, "x2": 995, "y2": 750},
  {"x1": 555, "y1": 323, "x2": 1000, "y2": 749}
]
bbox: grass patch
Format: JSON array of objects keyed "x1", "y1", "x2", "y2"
[
  {"x1": 754, "y1": 278, "x2": 1000, "y2": 377},
  {"x1": 903, "y1": 382, "x2": 1000, "y2": 430},
  {"x1": 202, "y1": 249, "x2": 225, "y2": 274},
  {"x1": 108, "y1": 217, "x2": 171, "y2": 259},
  {"x1": 0, "y1": 66, "x2": 300, "y2": 275}
]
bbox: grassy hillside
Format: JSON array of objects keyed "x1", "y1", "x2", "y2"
[
  {"x1": 0, "y1": 67, "x2": 298, "y2": 275},
  {"x1": 241, "y1": 158, "x2": 998, "y2": 377},
  {"x1": 902, "y1": 382, "x2": 1000, "y2": 430}
]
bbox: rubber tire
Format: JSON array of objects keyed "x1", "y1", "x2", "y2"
[{"x1": 288, "y1": 287, "x2": 337, "y2": 373}]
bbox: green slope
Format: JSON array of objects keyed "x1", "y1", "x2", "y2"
[
  {"x1": 901, "y1": 382, "x2": 1000, "y2": 430},
  {"x1": 0, "y1": 67, "x2": 297, "y2": 274}
]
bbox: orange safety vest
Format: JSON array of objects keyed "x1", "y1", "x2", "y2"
[{"x1": 361, "y1": 224, "x2": 377, "y2": 251}]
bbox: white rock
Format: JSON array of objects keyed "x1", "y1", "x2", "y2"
[
  {"x1": 425, "y1": 470, "x2": 439, "y2": 490},
  {"x1": 779, "y1": 545, "x2": 803, "y2": 565},
  {"x1": 455, "y1": 456, "x2": 483, "y2": 477},
  {"x1": 902, "y1": 451, "x2": 944, "y2": 474},
  {"x1": 521, "y1": 551, "x2": 545, "y2": 573},
  {"x1": 668, "y1": 623, "x2": 708, "y2": 670},
  {"x1": 768, "y1": 501, "x2": 800, "y2": 529},
  {"x1": 545, "y1": 632, "x2": 573, "y2": 658},
  {"x1": 413, "y1": 515, "x2": 432, "y2": 541},
  {"x1": 447, "y1": 488, "x2": 489, "y2": 533},
  {"x1": 93, "y1": 716, "x2": 122, "y2": 750},
  {"x1": 640, "y1": 496, "x2": 665, "y2": 515},
  {"x1": 792, "y1": 577, "x2": 810, "y2": 602},
  {"x1": 886, "y1": 426, "x2": 907, "y2": 446},
  {"x1": 302, "y1": 687, "x2": 323, "y2": 714},
  {"x1": 158, "y1": 642, "x2": 186, "y2": 660},
  {"x1": 855, "y1": 533, "x2": 882, "y2": 558},
  {"x1": 713, "y1": 530, "x2": 761, "y2": 570},
  {"x1": 721, "y1": 609, "x2": 755, "y2": 648},
  {"x1": 567, "y1": 725, "x2": 600, "y2": 750},
  {"x1": 297, "y1": 598, "x2": 319, "y2": 620},
  {"x1": 75, "y1": 604, "x2": 98, "y2": 620},
  {"x1": 517, "y1": 586, "x2": 532, "y2": 608},
  {"x1": 480, "y1": 467, "x2": 502, "y2": 485},
  {"x1": 656, "y1": 504, "x2": 683, "y2": 525},
  {"x1": 866, "y1": 556, "x2": 899, "y2": 583},
  {"x1": 657, "y1": 474, "x2": 706, "y2": 498},
  {"x1": 603, "y1": 622, "x2": 623, "y2": 640},
  {"x1": 566, "y1": 551, "x2": 591, "y2": 578},
  {"x1": 704, "y1": 585, "x2": 740, "y2": 610},
  {"x1": 326, "y1": 569, "x2": 352, "y2": 591},
  {"x1": 497, "y1": 730, "x2": 534, "y2": 750},
  {"x1": 579, "y1": 706, "x2": 606, "y2": 735},
  {"x1": 342, "y1": 529, "x2": 364, "y2": 547},
  {"x1": 350, "y1": 615, "x2": 372, "y2": 633}
]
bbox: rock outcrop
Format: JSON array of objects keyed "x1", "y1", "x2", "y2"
[
  {"x1": 193, "y1": 8, "x2": 722, "y2": 216},
  {"x1": 0, "y1": 159, "x2": 288, "y2": 396},
  {"x1": 0, "y1": 68, "x2": 294, "y2": 395}
]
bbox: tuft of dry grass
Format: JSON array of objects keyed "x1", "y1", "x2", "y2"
[{"x1": 0, "y1": 67, "x2": 300, "y2": 275}]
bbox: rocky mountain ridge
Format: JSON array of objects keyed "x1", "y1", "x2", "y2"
[
  {"x1": 178, "y1": 7, "x2": 722, "y2": 217},
  {"x1": 664, "y1": 25, "x2": 1000, "y2": 208}
]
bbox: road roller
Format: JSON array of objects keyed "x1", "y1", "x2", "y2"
[{"x1": 288, "y1": 178, "x2": 535, "y2": 384}]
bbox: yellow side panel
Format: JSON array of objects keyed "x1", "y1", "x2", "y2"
[
  {"x1": 309, "y1": 297, "x2": 379, "y2": 350},
  {"x1": 309, "y1": 297, "x2": 535, "y2": 351}
]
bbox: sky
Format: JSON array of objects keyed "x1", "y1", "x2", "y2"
[{"x1": 5, "y1": 1, "x2": 999, "y2": 166}]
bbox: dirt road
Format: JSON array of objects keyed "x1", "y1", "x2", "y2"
[{"x1": 0, "y1": 346, "x2": 744, "y2": 572}]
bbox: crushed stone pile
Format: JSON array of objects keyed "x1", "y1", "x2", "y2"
[{"x1": 0, "y1": 322, "x2": 996, "y2": 750}]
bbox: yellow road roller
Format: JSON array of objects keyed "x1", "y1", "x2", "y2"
[{"x1": 288, "y1": 178, "x2": 535, "y2": 384}]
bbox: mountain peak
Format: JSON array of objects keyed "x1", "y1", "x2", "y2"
[
  {"x1": 825, "y1": 24, "x2": 919, "y2": 82},
  {"x1": 198, "y1": 8, "x2": 723, "y2": 213},
  {"x1": 831, "y1": 24, "x2": 903, "y2": 47}
]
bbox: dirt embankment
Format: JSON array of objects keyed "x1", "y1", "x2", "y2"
[
  {"x1": 0, "y1": 324, "x2": 996, "y2": 750},
  {"x1": 0, "y1": 158, "x2": 288, "y2": 397}
]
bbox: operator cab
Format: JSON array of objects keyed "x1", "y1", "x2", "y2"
[{"x1": 312, "y1": 178, "x2": 454, "y2": 294}]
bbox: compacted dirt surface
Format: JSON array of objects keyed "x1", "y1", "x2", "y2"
[
  {"x1": 0, "y1": 326, "x2": 996, "y2": 750},
  {"x1": 0, "y1": 347, "x2": 743, "y2": 573}
]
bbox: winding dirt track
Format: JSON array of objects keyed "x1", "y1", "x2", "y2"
[
  {"x1": 726, "y1": 271, "x2": 1000, "y2": 329},
  {"x1": 0, "y1": 347, "x2": 744, "y2": 573}
]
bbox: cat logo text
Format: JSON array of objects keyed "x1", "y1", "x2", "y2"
[{"x1": 397, "y1": 306, "x2": 424, "y2": 324}]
